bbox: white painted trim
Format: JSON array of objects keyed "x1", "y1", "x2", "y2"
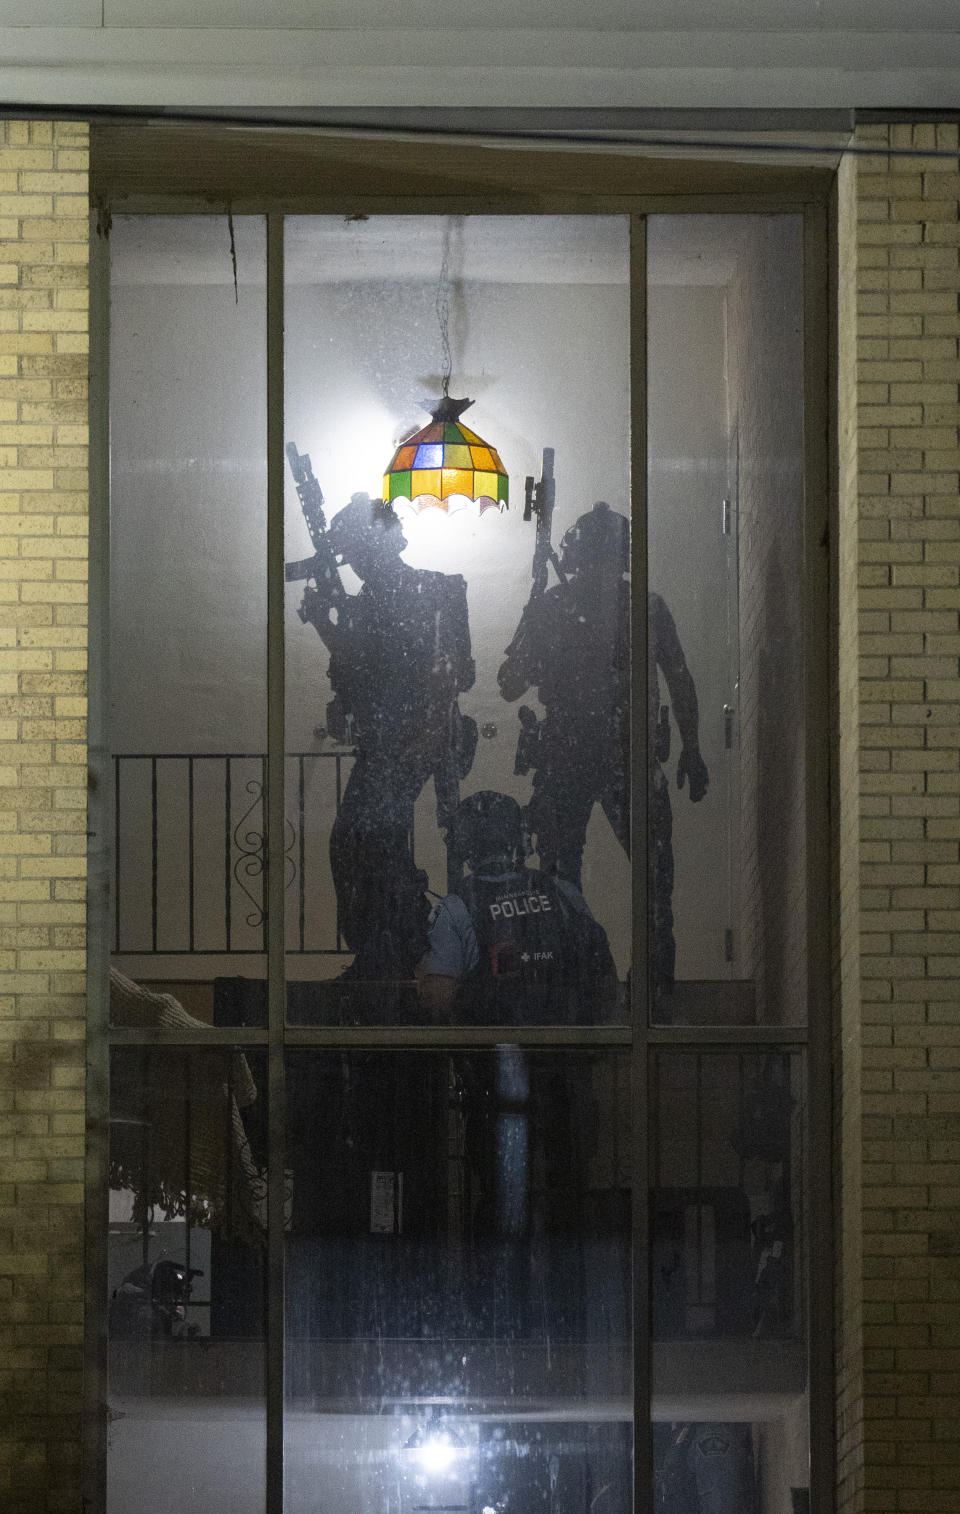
[{"x1": 0, "y1": 26, "x2": 957, "y2": 107}]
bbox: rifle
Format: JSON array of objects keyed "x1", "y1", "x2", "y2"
[
  {"x1": 513, "y1": 447, "x2": 566, "y2": 775},
  {"x1": 285, "y1": 442, "x2": 354, "y2": 743},
  {"x1": 523, "y1": 446, "x2": 566, "y2": 599},
  {"x1": 284, "y1": 442, "x2": 348, "y2": 645}
]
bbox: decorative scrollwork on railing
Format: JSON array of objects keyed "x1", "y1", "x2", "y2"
[
  {"x1": 233, "y1": 779, "x2": 267, "y2": 929},
  {"x1": 113, "y1": 751, "x2": 348, "y2": 956},
  {"x1": 284, "y1": 816, "x2": 297, "y2": 893},
  {"x1": 232, "y1": 778, "x2": 299, "y2": 932}
]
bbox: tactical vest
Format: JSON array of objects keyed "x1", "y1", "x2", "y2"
[
  {"x1": 454, "y1": 869, "x2": 612, "y2": 1025},
  {"x1": 331, "y1": 569, "x2": 473, "y2": 756}
]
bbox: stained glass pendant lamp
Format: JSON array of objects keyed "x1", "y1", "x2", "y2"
[{"x1": 382, "y1": 393, "x2": 509, "y2": 517}]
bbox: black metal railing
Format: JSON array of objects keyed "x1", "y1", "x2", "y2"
[{"x1": 112, "y1": 752, "x2": 350, "y2": 957}]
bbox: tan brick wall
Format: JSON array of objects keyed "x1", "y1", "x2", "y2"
[
  {"x1": 0, "y1": 119, "x2": 89, "y2": 1514},
  {"x1": 839, "y1": 120, "x2": 960, "y2": 1514}
]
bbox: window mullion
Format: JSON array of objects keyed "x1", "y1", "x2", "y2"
[
  {"x1": 83, "y1": 204, "x2": 114, "y2": 1514},
  {"x1": 630, "y1": 209, "x2": 652, "y2": 1514},
  {"x1": 265, "y1": 211, "x2": 287, "y2": 1514}
]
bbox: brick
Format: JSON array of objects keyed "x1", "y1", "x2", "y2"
[
  {"x1": 18, "y1": 174, "x2": 85, "y2": 196},
  {"x1": 923, "y1": 173, "x2": 960, "y2": 199},
  {"x1": 859, "y1": 222, "x2": 925, "y2": 246},
  {"x1": 861, "y1": 449, "x2": 923, "y2": 472},
  {"x1": 892, "y1": 245, "x2": 960, "y2": 269},
  {"x1": 924, "y1": 362, "x2": 960, "y2": 383},
  {"x1": 890, "y1": 291, "x2": 960, "y2": 314},
  {"x1": 860, "y1": 406, "x2": 925, "y2": 427},
  {"x1": 860, "y1": 361, "x2": 924, "y2": 384},
  {"x1": 0, "y1": 197, "x2": 51, "y2": 219}
]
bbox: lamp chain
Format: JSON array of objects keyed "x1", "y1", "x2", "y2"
[{"x1": 435, "y1": 219, "x2": 453, "y2": 400}]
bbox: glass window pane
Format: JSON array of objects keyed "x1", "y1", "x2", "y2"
[
  {"x1": 109, "y1": 216, "x2": 267, "y2": 1017},
  {"x1": 284, "y1": 1049, "x2": 632, "y2": 1511},
  {"x1": 108, "y1": 1046, "x2": 267, "y2": 1514},
  {"x1": 282, "y1": 215, "x2": 631, "y2": 1025},
  {"x1": 650, "y1": 1048, "x2": 808, "y2": 1512},
  {"x1": 647, "y1": 216, "x2": 807, "y2": 1027}
]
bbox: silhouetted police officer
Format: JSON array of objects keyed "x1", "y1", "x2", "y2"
[
  {"x1": 418, "y1": 790, "x2": 616, "y2": 1026},
  {"x1": 498, "y1": 502, "x2": 631, "y2": 888},
  {"x1": 316, "y1": 493, "x2": 475, "y2": 955},
  {"x1": 418, "y1": 791, "x2": 618, "y2": 1371},
  {"x1": 497, "y1": 500, "x2": 708, "y2": 1001}
]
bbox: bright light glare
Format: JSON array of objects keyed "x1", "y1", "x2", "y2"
[
  {"x1": 303, "y1": 402, "x2": 399, "y2": 508},
  {"x1": 396, "y1": 499, "x2": 509, "y2": 577},
  {"x1": 415, "y1": 1432, "x2": 460, "y2": 1475}
]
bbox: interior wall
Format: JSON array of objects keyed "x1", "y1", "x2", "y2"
[
  {"x1": 109, "y1": 218, "x2": 268, "y2": 755},
  {"x1": 282, "y1": 272, "x2": 631, "y2": 757},
  {"x1": 110, "y1": 210, "x2": 814, "y2": 992},
  {"x1": 727, "y1": 217, "x2": 807, "y2": 1025},
  {"x1": 109, "y1": 216, "x2": 636, "y2": 967},
  {"x1": 647, "y1": 276, "x2": 735, "y2": 982}
]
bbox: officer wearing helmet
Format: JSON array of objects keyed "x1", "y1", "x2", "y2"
[
  {"x1": 497, "y1": 500, "x2": 707, "y2": 1003},
  {"x1": 418, "y1": 790, "x2": 618, "y2": 1460},
  {"x1": 498, "y1": 501, "x2": 631, "y2": 885},
  {"x1": 312, "y1": 492, "x2": 475, "y2": 956},
  {"x1": 417, "y1": 789, "x2": 616, "y2": 1025}
]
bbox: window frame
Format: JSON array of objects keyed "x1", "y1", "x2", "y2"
[{"x1": 85, "y1": 126, "x2": 835, "y2": 1514}]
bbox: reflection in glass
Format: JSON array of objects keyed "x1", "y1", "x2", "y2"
[
  {"x1": 107, "y1": 1047, "x2": 267, "y2": 1514},
  {"x1": 654, "y1": 1423, "x2": 760, "y2": 1514},
  {"x1": 652, "y1": 1050, "x2": 804, "y2": 1341},
  {"x1": 648, "y1": 216, "x2": 806, "y2": 1026},
  {"x1": 284, "y1": 1049, "x2": 631, "y2": 1511},
  {"x1": 650, "y1": 1050, "x2": 808, "y2": 1514},
  {"x1": 283, "y1": 216, "x2": 631, "y2": 1023},
  {"x1": 653, "y1": 1419, "x2": 810, "y2": 1514}
]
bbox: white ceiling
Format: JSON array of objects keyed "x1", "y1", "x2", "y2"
[
  {"x1": 0, "y1": 1, "x2": 958, "y2": 109},
  {"x1": 109, "y1": 212, "x2": 746, "y2": 288}
]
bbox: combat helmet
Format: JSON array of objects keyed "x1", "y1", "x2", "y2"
[
  {"x1": 559, "y1": 499, "x2": 630, "y2": 579},
  {"x1": 451, "y1": 790, "x2": 524, "y2": 870},
  {"x1": 327, "y1": 491, "x2": 407, "y2": 560}
]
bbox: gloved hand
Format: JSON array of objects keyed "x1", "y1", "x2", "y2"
[{"x1": 677, "y1": 746, "x2": 709, "y2": 802}]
